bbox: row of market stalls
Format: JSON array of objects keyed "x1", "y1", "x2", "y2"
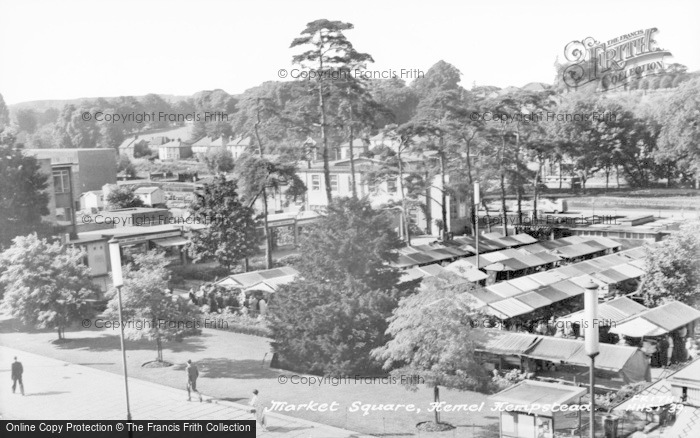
[
  {"x1": 467, "y1": 246, "x2": 647, "y2": 321},
  {"x1": 395, "y1": 234, "x2": 622, "y2": 286},
  {"x1": 214, "y1": 266, "x2": 299, "y2": 294},
  {"x1": 478, "y1": 332, "x2": 652, "y2": 385}
]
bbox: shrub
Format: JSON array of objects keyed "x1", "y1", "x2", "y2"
[{"x1": 201, "y1": 309, "x2": 271, "y2": 338}]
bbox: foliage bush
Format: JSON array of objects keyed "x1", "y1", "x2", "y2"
[
  {"x1": 490, "y1": 368, "x2": 533, "y2": 392},
  {"x1": 201, "y1": 308, "x2": 271, "y2": 338},
  {"x1": 169, "y1": 264, "x2": 231, "y2": 283}
]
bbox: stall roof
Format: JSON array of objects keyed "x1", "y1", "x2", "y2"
[
  {"x1": 487, "y1": 282, "x2": 525, "y2": 298},
  {"x1": 557, "y1": 297, "x2": 648, "y2": 327},
  {"x1": 509, "y1": 277, "x2": 543, "y2": 292},
  {"x1": 524, "y1": 335, "x2": 645, "y2": 371},
  {"x1": 549, "y1": 280, "x2": 586, "y2": 297},
  {"x1": 610, "y1": 301, "x2": 700, "y2": 337},
  {"x1": 516, "y1": 291, "x2": 554, "y2": 309},
  {"x1": 587, "y1": 236, "x2": 623, "y2": 249},
  {"x1": 488, "y1": 298, "x2": 535, "y2": 318},
  {"x1": 519, "y1": 243, "x2": 549, "y2": 254},
  {"x1": 497, "y1": 258, "x2": 531, "y2": 271},
  {"x1": 480, "y1": 333, "x2": 649, "y2": 374},
  {"x1": 610, "y1": 263, "x2": 645, "y2": 279},
  {"x1": 530, "y1": 252, "x2": 562, "y2": 265},
  {"x1": 489, "y1": 380, "x2": 587, "y2": 415},
  {"x1": 481, "y1": 331, "x2": 540, "y2": 354},
  {"x1": 592, "y1": 269, "x2": 629, "y2": 285},
  {"x1": 530, "y1": 270, "x2": 570, "y2": 286},
  {"x1": 468, "y1": 288, "x2": 503, "y2": 305},
  {"x1": 554, "y1": 265, "x2": 589, "y2": 277},
  {"x1": 510, "y1": 234, "x2": 539, "y2": 244},
  {"x1": 152, "y1": 236, "x2": 189, "y2": 247},
  {"x1": 215, "y1": 266, "x2": 299, "y2": 290},
  {"x1": 536, "y1": 285, "x2": 571, "y2": 303},
  {"x1": 554, "y1": 243, "x2": 604, "y2": 259}
]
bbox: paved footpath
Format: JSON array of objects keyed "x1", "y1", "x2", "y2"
[{"x1": 0, "y1": 346, "x2": 371, "y2": 438}]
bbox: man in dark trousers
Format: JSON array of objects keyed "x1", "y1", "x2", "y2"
[
  {"x1": 11, "y1": 356, "x2": 24, "y2": 395},
  {"x1": 185, "y1": 359, "x2": 202, "y2": 402}
]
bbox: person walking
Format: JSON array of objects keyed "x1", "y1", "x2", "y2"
[
  {"x1": 11, "y1": 356, "x2": 24, "y2": 395},
  {"x1": 248, "y1": 389, "x2": 267, "y2": 431},
  {"x1": 185, "y1": 359, "x2": 203, "y2": 402}
]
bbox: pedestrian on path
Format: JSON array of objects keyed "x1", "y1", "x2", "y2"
[
  {"x1": 185, "y1": 359, "x2": 202, "y2": 402},
  {"x1": 248, "y1": 389, "x2": 267, "y2": 431},
  {"x1": 11, "y1": 356, "x2": 24, "y2": 395}
]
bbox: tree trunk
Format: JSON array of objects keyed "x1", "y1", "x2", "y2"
[
  {"x1": 464, "y1": 135, "x2": 475, "y2": 236},
  {"x1": 434, "y1": 385, "x2": 441, "y2": 424},
  {"x1": 516, "y1": 184, "x2": 523, "y2": 229},
  {"x1": 253, "y1": 107, "x2": 272, "y2": 270},
  {"x1": 440, "y1": 154, "x2": 448, "y2": 239},
  {"x1": 425, "y1": 171, "x2": 433, "y2": 236},
  {"x1": 242, "y1": 258, "x2": 249, "y2": 273},
  {"x1": 615, "y1": 164, "x2": 620, "y2": 189},
  {"x1": 397, "y1": 146, "x2": 411, "y2": 245},
  {"x1": 533, "y1": 159, "x2": 542, "y2": 223},
  {"x1": 482, "y1": 198, "x2": 492, "y2": 233},
  {"x1": 349, "y1": 127, "x2": 357, "y2": 199},
  {"x1": 500, "y1": 172, "x2": 508, "y2": 236},
  {"x1": 318, "y1": 55, "x2": 332, "y2": 204},
  {"x1": 559, "y1": 160, "x2": 563, "y2": 189},
  {"x1": 156, "y1": 336, "x2": 163, "y2": 362},
  {"x1": 605, "y1": 167, "x2": 610, "y2": 192},
  {"x1": 262, "y1": 188, "x2": 272, "y2": 269}
]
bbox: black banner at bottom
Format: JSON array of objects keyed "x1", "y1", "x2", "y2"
[{"x1": 2, "y1": 421, "x2": 256, "y2": 438}]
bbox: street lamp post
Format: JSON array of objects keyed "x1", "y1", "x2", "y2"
[
  {"x1": 474, "y1": 182, "x2": 480, "y2": 270},
  {"x1": 583, "y1": 279, "x2": 600, "y2": 438},
  {"x1": 108, "y1": 238, "x2": 132, "y2": 421}
]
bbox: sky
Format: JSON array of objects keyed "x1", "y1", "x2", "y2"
[{"x1": 1, "y1": 0, "x2": 699, "y2": 105}]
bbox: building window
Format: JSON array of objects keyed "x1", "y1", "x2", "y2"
[
  {"x1": 387, "y1": 178, "x2": 397, "y2": 194},
  {"x1": 330, "y1": 175, "x2": 338, "y2": 192},
  {"x1": 53, "y1": 169, "x2": 71, "y2": 193},
  {"x1": 312, "y1": 175, "x2": 321, "y2": 191}
]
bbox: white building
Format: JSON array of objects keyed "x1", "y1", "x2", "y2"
[
  {"x1": 134, "y1": 186, "x2": 165, "y2": 206},
  {"x1": 296, "y1": 157, "x2": 464, "y2": 236},
  {"x1": 79, "y1": 190, "x2": 104, "y2": 213}
]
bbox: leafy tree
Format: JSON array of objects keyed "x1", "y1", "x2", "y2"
[
  {"x1": 0, "y1": 145, "x2": 50, "y2": 248},
  {"x1": 269, "y1": 278, "x2": 402, "y2": 376},
  {"x1": 103, "y1": 251, "x2": 201, "y2": 362},
  {"x1": 141, "y1": 94, "x2": 173, "y2": 130},
  {"x1": 202, "y1": 146, "x2": 234, "y2": 174},
  {"x1": 53, "y1": 104, "x2": 100, "y2": 149},
  {"x1": 291, "y1": 19, "x2": 373, "y2": 204},
  {"x1": 117, "y1": 154, "x2": 136, "y2": 178},
  {"x1": 28, "y1": 124, "x2": 58, "y2": 149},
  {"x1": 188, "y1": 175, "x2": 259, "y2": 271},
  {"x1": 0, "y1": 93, "x2": 10, "y2": 128},
  {"x1": 412, "y1": 60, "x2": 462, "y2": 98},
  {"x1": 235, "y1": 153, "x2": 306, "y2": 269},
  {"x1": 368, "y1": 78, "x2": 420, "y2": 126},
  {"x1": 656, "y1": 77, "x2": 700, "y2": 187},
  {"x1": 294, "y1": 197, "x2": 402, "y2": 291},
  {"x1": 15, "y1": 109, "x2": 38, "y2": 134},
  {"x1": 372, "y1": 277, "x2": 491, "y2": 425},
  {"x1": 0, "y1": 234, "x2": 98, "y2": 339},
  {"x1": 268, "y1": 197, "x2": 412, "y2": 375},
  {"x1": 643, "y1": 221, "x2": 700, "y2": 307},
  {"x1": 106, "y1": 185, "x2": 145, "y2": 209}
]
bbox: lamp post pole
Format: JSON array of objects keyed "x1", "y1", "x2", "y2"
[
  {"x1": 109, "y1": 239, "x2": 132, "y2": 421},
  {"x1": 583, "y1": 279, "x2": 600, "y2": 438},
  {"x1": 474, "y1": 182, "x2": 480, "y2": 270}
]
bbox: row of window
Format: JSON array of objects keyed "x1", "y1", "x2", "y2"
[{"x1": 310, "y1": 174, "x2": 397, "y2": 193}]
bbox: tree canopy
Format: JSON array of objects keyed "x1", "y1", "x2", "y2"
[{"x1": 0, "y1": 234, "x2": 98, "y2": 339}]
